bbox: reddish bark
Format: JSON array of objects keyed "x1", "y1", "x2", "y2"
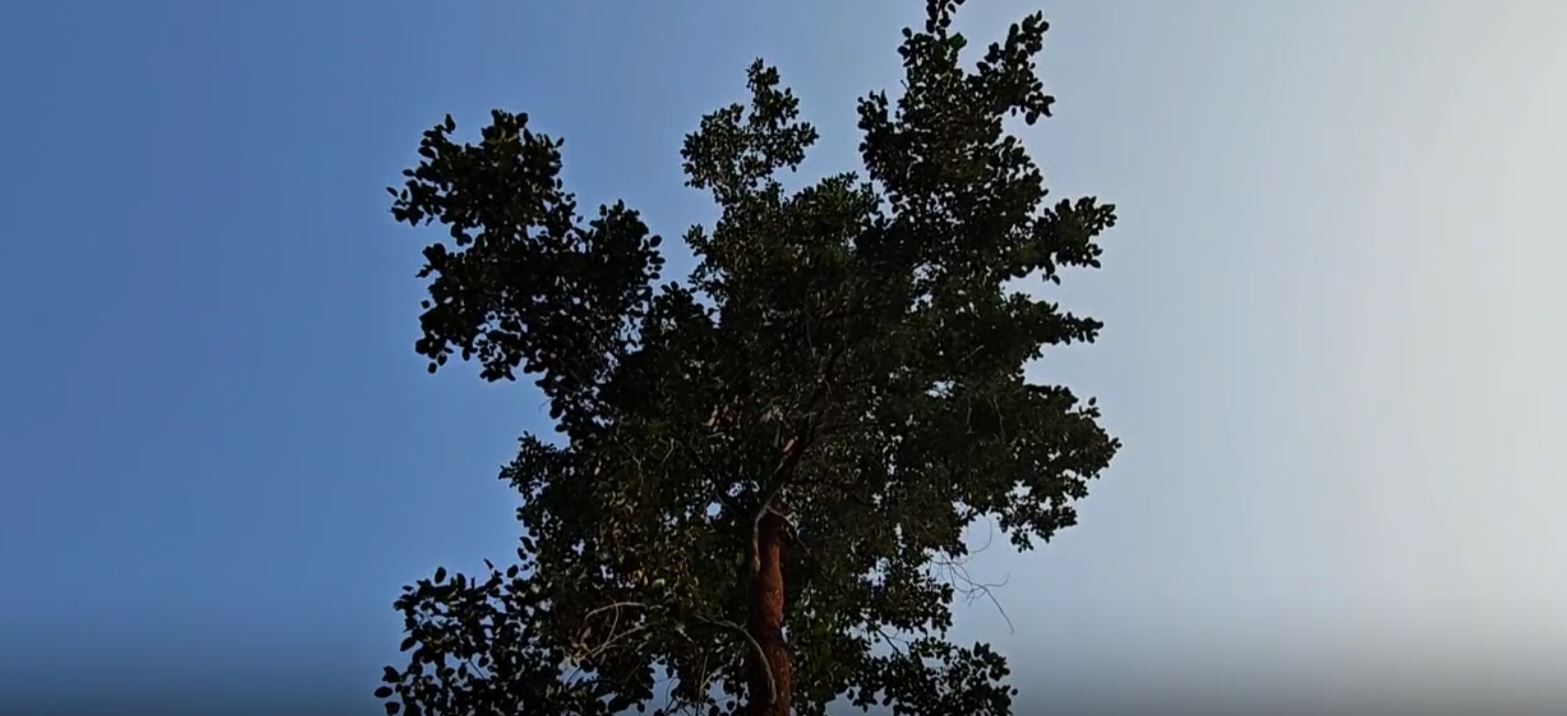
[{"x1": 747, "y1": 511, "x2": 793, "y2": 715}]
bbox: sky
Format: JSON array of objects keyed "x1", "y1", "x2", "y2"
[{"x1": 2, "y1": 1, "x2": 1566, "y2": 714}]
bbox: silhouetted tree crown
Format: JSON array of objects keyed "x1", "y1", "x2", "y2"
[{"x1": 380, "y1": 2, "x2": 1118, "y2": 714}]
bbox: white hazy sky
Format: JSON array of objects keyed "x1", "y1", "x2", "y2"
[{"x1": 935, "y1": 2, "x2": 1567, "y2": 712}]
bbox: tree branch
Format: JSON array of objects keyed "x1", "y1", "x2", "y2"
[
  {"x1": 748, "y1": 337, "x2": 851, "y2": 524},
  {"x1": 694, "y1": 614, "x2": 776, "y2": 706},
  {"x1": 574, "y1": 601, "x2": 655, "y2": 662}
]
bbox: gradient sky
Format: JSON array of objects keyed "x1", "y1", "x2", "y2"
[{"x1": 3, "y1": 1, "x2": 1565, "y2": 714}]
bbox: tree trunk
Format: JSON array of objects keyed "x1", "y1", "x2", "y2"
[{"x1": 747, "y1": 511, "x2": 793, "y2": 715}]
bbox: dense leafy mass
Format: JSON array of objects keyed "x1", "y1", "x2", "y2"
[{"x1": 380, "y1": 1, "x2": 1118, "y2": 714}]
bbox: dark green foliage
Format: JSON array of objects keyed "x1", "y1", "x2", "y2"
[{"x1": 380, "y1": 2, "x2": 1118, "y2": 714}]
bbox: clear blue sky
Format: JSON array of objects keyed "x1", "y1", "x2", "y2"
[{"x1": 4, "y1": 1, "x2": 1566, "y2": 714}]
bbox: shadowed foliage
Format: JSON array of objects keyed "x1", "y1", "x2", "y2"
[{"x1": 379, "y1": 1, "x2": 1118, "y2": 714}]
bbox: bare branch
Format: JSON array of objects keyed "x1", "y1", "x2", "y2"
[
  {"x1": 929, "y1": 553, "x2": 1015, "y2": 634},
  {"x1": 582, "y1": 601, "x2": 650, "y2": 622},
  {"x1": 573, "y1": 601, "x2": 655, "y2": 663},
  {"x1": 694, "y1": 614, "x2": 776, "y2": 706}
]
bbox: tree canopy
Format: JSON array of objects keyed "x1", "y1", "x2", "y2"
[{"x1": 379, "y1": 1, "x2": 1119, "y2": 714}]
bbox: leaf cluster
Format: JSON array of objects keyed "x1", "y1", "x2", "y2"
[{"x1": 380, "y1": 2, "x2": 1119, "y2": 714}]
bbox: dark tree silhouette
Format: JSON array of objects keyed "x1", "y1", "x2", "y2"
[{"x1": 378, "y1": 2, "x2": 1119, "y2": 714}]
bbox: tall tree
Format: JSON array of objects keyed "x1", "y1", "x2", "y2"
[{"x1": 378, "y1": 2, "x2": 1119, "y2": 714}]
